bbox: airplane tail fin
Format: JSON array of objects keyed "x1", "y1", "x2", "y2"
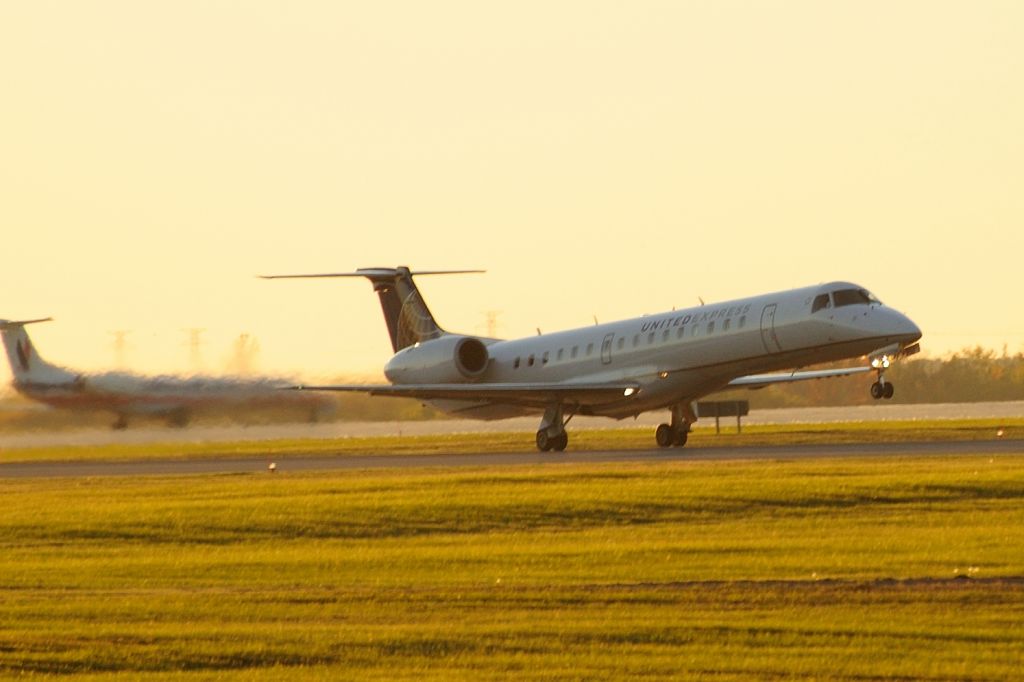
[
  {"x1": 261, "y1": 267, "x2": 484, "y2": 352},
  {"x1": 0, "y1": 318, "x2": 77, "y2": 385}
]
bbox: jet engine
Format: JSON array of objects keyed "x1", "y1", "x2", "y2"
[{"x1": 383, "y1": 335, "x2": 490, "y2": 384}]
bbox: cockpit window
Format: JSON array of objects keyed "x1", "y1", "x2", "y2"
[
  {"x1": 811, "y1": 293, "x2": 832, "y2": 313},
  {"x1": 833, "y1": 289, "x2": 878, "y2": 307}
]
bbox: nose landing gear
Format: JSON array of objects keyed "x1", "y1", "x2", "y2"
[
  {"x1": 870, "y1": 380, "x2": 894, "y2": 400},
  {"x1": 870, "y1": 355, "x2": 895, "y2": 400}
]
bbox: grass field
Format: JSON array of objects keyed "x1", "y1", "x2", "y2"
[{"x1": 2, "y1": 448, "x2": 1023, "y2": 679}]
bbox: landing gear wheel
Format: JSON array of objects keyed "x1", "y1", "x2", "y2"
[
  {"x1": 870, "y1": 381, "x2": 884, "y2": 400},
  {"x1": 674, "y1": 429, "x2": 688, "y2": 447},
  {"x1": 537, "y1": 430, "x2": 568, "y2": 452},
  {"x1": 655, "y1": 423, "x2": 674, "y2": 448},
  {"x1": 883, "y1": 383, "x2": 894, "y2": 400}
]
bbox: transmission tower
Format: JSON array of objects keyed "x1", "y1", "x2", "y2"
[
  {"x1": 181, "y1": 328, "x2": 206, "y2": 372},
  {"x1": 481, "y1": 310, "x2": 503, "y2": 338},
  {"x1": 109, "y1": 330, "x2": 131, "y2": 369},
  {"x1": 227, "y1": 333, "x2": 260, "y2": 375}
]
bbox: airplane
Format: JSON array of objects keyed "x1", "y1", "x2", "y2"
[
  {"x1": 0, "y1": 318, "x2": 334, "y2": 429},
  {"x1": 263, "y1": 267, "x2": 922, "y2": 451}
]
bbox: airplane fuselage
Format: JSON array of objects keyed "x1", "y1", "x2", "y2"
[{"x1": 386, "y1": 281, "x2": 920, "y2": 420}]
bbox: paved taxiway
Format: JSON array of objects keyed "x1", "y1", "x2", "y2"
[{"x1": 1, "y1": 439, "x2": 1020, "y2": 479}]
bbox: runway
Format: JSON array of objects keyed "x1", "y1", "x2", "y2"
[
  {"x1": 1, "y1": 438, "x2": 1021, "y2": 479},
  {"x1": 2, "y1": 400, "x2": 1023, "y2": 451}
]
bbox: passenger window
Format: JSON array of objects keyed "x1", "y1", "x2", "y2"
[
  {"x1": 739, "y1": 316, "x2": 746, "y2": 328},
  {"x1": 707, "y1": 321, "x2": 715, "y2": 334},
  {"x1": 648, "y1": 332, "x2": 655, "y2": 344},
  {"x1": 557, "y1": 348, "x2": 564, "y2": 361},
  {"x1": 617, "y1": 337, "x2": 625, "y2": 351},
  {"x1": 662, "y1": 330, "x2": 670, "y2": 342},
  {"x1": 586, "y1": 343, "x2": 594, "y2": 356},
  {"x1": 514, "y1": 357, "x2": 520, "y2": 369},
  {"x1": 542, "y1": 351, "x2": 549, "y2": 365},
  {"x1": 571, "y1": 346, "x2": 578, "y2": 359},
  {"x1": 723, "y1": 319, "x2": 731, "y2": 332},
  {"x1": 811, "y1": 293, "x2": 832, "y2": 313},
  {"x1": 677, "y1": 326, "x2": 685, "y2": 339},
  {"x1": 528, "y1": 355, "x2": 535, "y2": 367}
]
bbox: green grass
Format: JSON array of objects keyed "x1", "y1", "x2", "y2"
[
  {"x1": 2, "y1": 453, "x2": 1023, "y2": 679},
  {"x1": 2, "y1": 417, "x2": 1023, "y2": 464}
]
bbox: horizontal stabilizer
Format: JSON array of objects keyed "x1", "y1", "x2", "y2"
[
  {"x1": 260, "y1": 266, "x2": 485, "y2": 352},
  {"x1": 259, "y1": 269, "x2": 484, "y2": 280},
  {"x1": 0, "y1": 317, "x2": 53, "y2": 330}
]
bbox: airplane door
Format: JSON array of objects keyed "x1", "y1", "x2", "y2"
[
  {"x1": 760, "y1": 304, "x2": 783, "y2": 353},
  {"x1": 601, "y1": 333, "x2": 614, "y2": 365}
]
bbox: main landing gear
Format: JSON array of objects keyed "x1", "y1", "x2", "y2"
[
  {"x1": 870, "y1": 355, "x2": 896, "y2": 400},
  {"x1": 536, "y1": 429, "x2": 568, "y2": 452},
  {"x1": 535, "y1": 403, "x2": 573, "y2": 452},
  {"x1": 655, "y1": 403, "x2": 693, "y2": 448}
]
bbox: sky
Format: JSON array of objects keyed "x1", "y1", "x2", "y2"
[{"x1": 2, "y1": 1, "x2": 1022, "y2": 383}]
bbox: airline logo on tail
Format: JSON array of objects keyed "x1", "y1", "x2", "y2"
[
  {"x1": 397, "y1": 289, "x2": 444, "y2": 349},
  {"x1": 16, "y1": 338, "x2": 31, "y2": 372}
]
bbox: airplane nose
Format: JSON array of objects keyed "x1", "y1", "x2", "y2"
[{"x1": 896, "y1": 312, "x2": 922, "y2": 344}]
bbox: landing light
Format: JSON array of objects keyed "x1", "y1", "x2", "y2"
[
  {"x1": 871, "y1": 356, "x2": 891, "y2": 369},
  {"x1": 623, "y1": 388, "x2": 636, "y2": 397}
]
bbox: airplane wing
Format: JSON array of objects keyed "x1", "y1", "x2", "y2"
[
  {"x1": 725, "y1": 367, "x2": 872, "y2": 390},
  {"x1": 291, "y1": 382, "x2": 640, "y2": 409}
]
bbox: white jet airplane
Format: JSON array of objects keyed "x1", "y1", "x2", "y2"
[
  {"x1": 0, "y1": 318, "x2": 333, "y2": 429},
  {"x1": 264, "y1": 267, "x2": 921, "y2": 451}
]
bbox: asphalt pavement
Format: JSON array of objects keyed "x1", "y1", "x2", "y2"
[{"x1": 2, "y1": 438, "x2": 1020, "y2": 479}]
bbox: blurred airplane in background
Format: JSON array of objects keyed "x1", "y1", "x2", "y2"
[{"x1": 0, "y1": 318, "x2": 333, "y2": 429}]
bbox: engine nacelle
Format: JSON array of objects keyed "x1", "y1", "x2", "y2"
[{"x1": 384, "y1": 335, "x2": 490, "y2": 384}]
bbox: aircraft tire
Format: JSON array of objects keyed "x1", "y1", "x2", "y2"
[
  {"x1": 552, "y1": 432, "x2": 568, "y2": 452},
  {"x1": 655, "y1": 423, "x2": 674, "y2": 448},
  {"x1": 870, "y1": 382, "x2": 884, "y2": 400},
  {"x1": 536, "y1": 430, "x2": 553, "y2": 452},
  {"x1": 883, "y1": 383, "x2": 895, "y2": 399},
  {"x1": 673, "y1": 429, "x2": 688, "y2": 447}
]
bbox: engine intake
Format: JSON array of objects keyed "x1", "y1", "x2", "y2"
[{"x1": 384, "y1": 335, "x2": 490, "y2": 384}]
